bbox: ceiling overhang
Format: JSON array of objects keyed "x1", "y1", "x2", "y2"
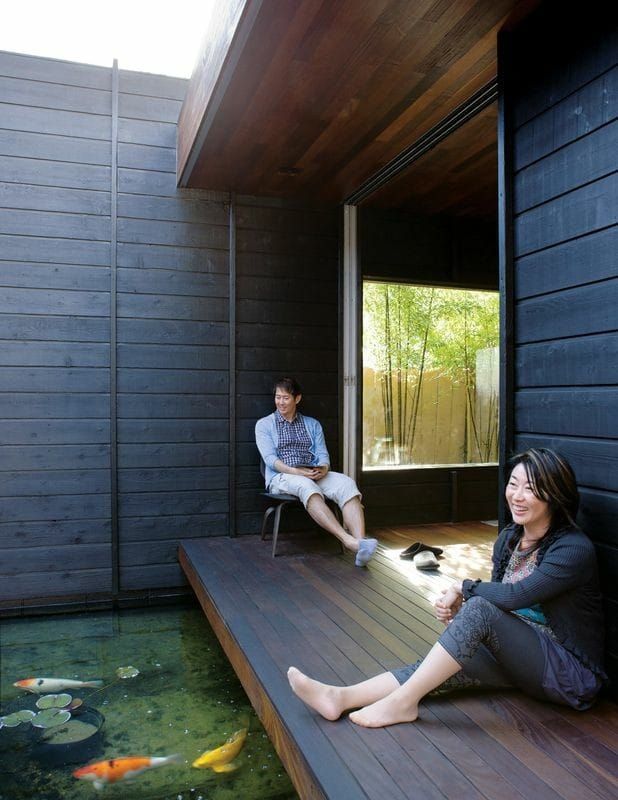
[{"x1": 177, "y1": 0, "x2": 532, "y2": 215}]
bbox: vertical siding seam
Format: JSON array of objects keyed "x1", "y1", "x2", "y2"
[
  {"x1": 229, "y1": 193, "x2": 236, "y2": 536},
  {"x1": 497, "y1": 32, "x2": 516, "y2": 526},
  {"x1": 110, "y1": 60, "x2": 120, "y2": 595}
]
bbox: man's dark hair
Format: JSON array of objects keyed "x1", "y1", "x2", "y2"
[{"x1": 273, "y1": 376, "x2": 302, "y2": 397}]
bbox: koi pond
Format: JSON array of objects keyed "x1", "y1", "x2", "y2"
[{"x1": 0, "y1": 604, "x2": 298, "y2": 800}]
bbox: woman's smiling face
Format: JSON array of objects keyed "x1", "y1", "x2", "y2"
[{"x1": 505, "y1": 462, "x2": 552, "y2": 534}]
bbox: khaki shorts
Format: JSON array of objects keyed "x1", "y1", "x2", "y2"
[{"x1": 269, "y1": 470, "x2": 361, "y2": 509}]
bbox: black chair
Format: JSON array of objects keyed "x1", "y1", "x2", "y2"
[{"x1": 259, "y1": 460, "x2": 345, "y2": 557}]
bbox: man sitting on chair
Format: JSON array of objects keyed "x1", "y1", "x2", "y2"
[{"x1": 255, "y1": 376, "x2": 378, "y2": 567}]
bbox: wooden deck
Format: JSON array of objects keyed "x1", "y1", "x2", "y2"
[{"x1": 179, "y1": 523, "x2": 618, "y2": 800}]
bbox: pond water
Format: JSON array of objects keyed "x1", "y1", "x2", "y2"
[{"x1": 0, "y1": 605, "x2": 298, "y2": 800}]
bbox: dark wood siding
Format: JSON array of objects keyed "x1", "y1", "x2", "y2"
[
  {"x1": 360, "y1": 209, "x2": 498, "y2": 288},
  {"x1": 115, "y1": 68, "x2": 230, "y2": 592},
  {"x1": 235, "y1": 198, "x2": 340, "y2": 536},
  {"x1": 0, "y1": 53, "x2": 230, "y2": 603},
  {"x1": 504, "y1": 7, "x2": 618, "y2": 685},
  {"x1": 359, "y1": 208, "x2": 499, "y2": 525},
  {"x1": 0, "y1": 52, "x2": 341, "y2": 608},
  {"x1": 0, "y1": 52, "x2": 114, "y2": 601}
]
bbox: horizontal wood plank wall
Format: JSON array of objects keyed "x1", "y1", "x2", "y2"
[
  {"x1": 115, "y1": 68, "x2": 230, "y2": 592},
  {"x1": 0, "y1": 52, "x2": 232, "y2": 606},
  {"x1": 0, "y1": 51, "x2": 343, "y2": 607},
  {"x1": 0, "y1": 52, "x2": 114, "y2": 602},
  {"x1": 234, "y1": 198, "x2": 339, "y2": 536},
  {"x1": 359, "y1": 208, "x2": 499, "y2": 525},
  {"x1": 506, "y1": 7, "x2": 618, "y2": 685}
]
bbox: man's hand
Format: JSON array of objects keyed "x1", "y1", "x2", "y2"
[
  {"x1": 297, "y1": 465, "x2": 328, "y2": 480},
  {"x1": 434, "y1": 585, "x2": 463, "y2": 625}
]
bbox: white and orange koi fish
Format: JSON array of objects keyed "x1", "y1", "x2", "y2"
[{"x1": 14, "y1": 677, "x2": 103, "y2": 694}]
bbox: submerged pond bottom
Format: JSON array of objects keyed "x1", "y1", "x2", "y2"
[{"x1": 0, "y1": 605, "x2": 298, "y2": 800}]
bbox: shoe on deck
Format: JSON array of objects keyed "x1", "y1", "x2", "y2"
[
  {"x1": 413, "y1": 550, "x2": 440, "y2": 570},
  {"x1": 400, "y1": 541, "x2": 444, "y2": 560}
]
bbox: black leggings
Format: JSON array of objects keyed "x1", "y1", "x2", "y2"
[{"x1": 392, "y1": 596, "x2": 548, "y2": 701}]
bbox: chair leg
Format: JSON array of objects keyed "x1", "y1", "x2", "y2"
[
  {"x1": 261, "y1": 506, "x2": 276, "y2": 540},
  {"x1": 264, "y1": 499, "x2": 345, "y2": 556},
  {"x1": 271, "y1": 503, "x2": 285, "y2": 557}
]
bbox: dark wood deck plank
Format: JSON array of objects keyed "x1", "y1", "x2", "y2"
[
  {"x1": 409, "y1": 700, "x2": 537, "y2": 800},
  {"x1": 203, "y1": 540, "x2": 417, "y2": 800},
  {"x1": 225, "y1": 542, "x2": 540, "y2": 800},
  {"x1": 211, "y1": 541, "x2": 512, "y2": 800},
  {"x1": 486, "y1": 696, "x2": 618, "y2": 799},
  {"x1": 180, "y1": 524, "x2": 617, "y2": 800},
  {"x1": 448, "y1": 694, "x2": 610, "y2": 800},
  {"x1": 428, "y1": 696, "x2": 571, "y2": 800},
  {"x1": 551, "y1": 705, "x2": 618, "y2": 753},
  {"x1": 316, "y1": 545, "x2": 445, "y2": 635}
]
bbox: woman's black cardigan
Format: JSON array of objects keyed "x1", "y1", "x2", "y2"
[{"x1": 462, "y1": 525, "x2": 606, "y2": 675}]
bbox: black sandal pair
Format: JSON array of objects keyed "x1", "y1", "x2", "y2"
[{"x1": 399, "y1": 541, "x2": 444, "y2": 560}]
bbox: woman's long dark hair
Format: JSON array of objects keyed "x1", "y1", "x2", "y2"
[{"x1": 497, "y1": 448, "x2": 580, "y2": 579}]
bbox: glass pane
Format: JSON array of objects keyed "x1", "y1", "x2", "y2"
[{"x1": 363, "y1": 282, "x2": 499, "y2": 469}]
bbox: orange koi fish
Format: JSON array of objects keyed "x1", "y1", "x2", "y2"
[
  {"x1": 73, "y1": 754, "x2": 182, "y2": 789},
  {"x1": 14, "y1": 678, "x2": 103, "y2": 694}
]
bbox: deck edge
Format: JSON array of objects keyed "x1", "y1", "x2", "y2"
[{"x1": 179, "y1": 542, "x2": 348, "y2": 800}]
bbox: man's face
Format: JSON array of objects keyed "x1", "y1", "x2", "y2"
[{"x1": 274, "y1": 387, "x2": 301, "y2": 420}]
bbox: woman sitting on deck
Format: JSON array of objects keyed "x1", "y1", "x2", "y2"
[{"x1": 288, "y1": 448, "x2": 606, "y2": 727}]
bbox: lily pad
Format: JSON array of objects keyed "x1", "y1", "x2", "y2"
[
  {"x1": 41, "y1": 718, "x2": 99, "y2": 745},
  {"x1": 0, "y1": 716, "x2": 21, "y2": 728},
  {"x1": 0, "y1": 710, "x2": 36, "y2": 727},
  {"x1": 116, "y1": 666, "x2": 140, "y2": 679},
  {"x1": 67, "y1": 697, "x2": 83, "y2": 712},
  {"x1": 31, "y1": 708, "x2": 71, "y2": 729},
  {"x1": 36, "y1": 693, "x2": 72, "y2": 710}
]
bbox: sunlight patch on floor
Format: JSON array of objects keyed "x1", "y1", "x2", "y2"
[{"x1": 383, "y1": 541, "x2": 493, "y2": 604}]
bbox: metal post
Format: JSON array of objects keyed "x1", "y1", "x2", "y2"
[
  {"x1": 110, "y1": 59, "x2": 119, "y2": 597},
  {"x1": 342, "y1": 205, "x2": 359, "y2": 481},
  {"x1": 450, "y1": 470, "x2": 458, "y2": 523},
  {"x1": 228, "y1": 194, "x2": 237, "y2": 535},
  {"x1": 497, "y1": 32, "x2": 515, "y2": 527}
]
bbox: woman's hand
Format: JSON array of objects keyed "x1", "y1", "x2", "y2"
[{"x1": 434, "y1": 585, "x2": 463, "y2": 625}]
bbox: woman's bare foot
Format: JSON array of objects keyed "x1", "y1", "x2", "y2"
[
  {"x1": 348, "y1": 691, "x2": 418, "y2": 728},
  {"x1": 287, "y1": 667, "x2": 345, "y2": 721}
]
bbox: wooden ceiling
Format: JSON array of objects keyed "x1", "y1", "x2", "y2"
[
  {"x1": 364, "y1": 102, "x2": 498, "y2": 218},
  {"x1": 177, "y1": 0, "x2": 526, "y2": 218}
]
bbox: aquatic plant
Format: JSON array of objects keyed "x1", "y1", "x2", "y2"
[
  {"x1": 0, "y1": 709, "x2": 36, "y2": 728},
  {"x1": 35, "y1": 693, "x2": 72, "y2": 710},
  {"x1": 116, "y1": 665, "x2": 140, "y2": 679},
  {"x1": 31, "y1": 708, "x2": 72, "y2": 729},
  {"x1": 1, "y1": 693, "x2": 74, "y2": 731}
]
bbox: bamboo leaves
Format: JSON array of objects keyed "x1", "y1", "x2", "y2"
[{"x1": 363, "y1": 283, "x2": 499, "y2": 466}]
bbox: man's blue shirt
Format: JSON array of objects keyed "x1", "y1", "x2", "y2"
[{"x1": 255, "y1": 411, "x2": 330, "y2": 488}]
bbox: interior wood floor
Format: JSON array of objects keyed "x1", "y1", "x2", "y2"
[{"x1": 179, "y1": 522, "x2": 617, "y2": 800}]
